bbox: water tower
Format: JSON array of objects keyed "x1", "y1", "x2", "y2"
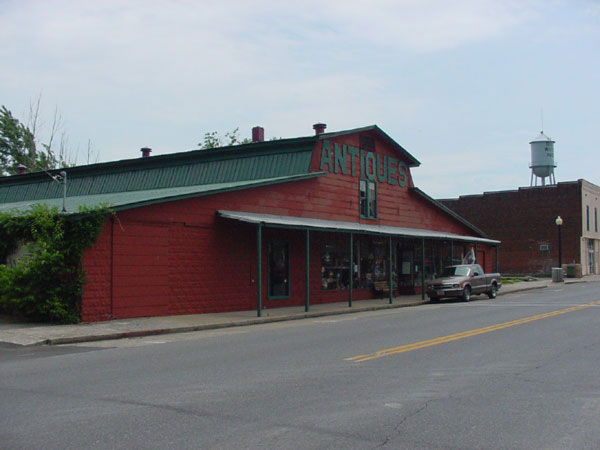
[{"x1": 529, "y1": 131, "x2": 556, "y2": 186}]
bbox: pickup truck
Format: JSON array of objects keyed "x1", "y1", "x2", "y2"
[{"x1": 426, "y1": 264, "x2": 501, "y2": 302}]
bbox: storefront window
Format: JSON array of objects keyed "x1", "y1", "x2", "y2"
[
  {"x1": 356, "y1": 238, "x2": 391, "y2": 288},
  {"x1": 321, "y1": 236, "x2": 424, "y2": 292},
  {"x1": 268, "y1": 241, "x2": 289, "y2": 298},
  {"x1": 423, "y1": 240, "x2": 452, "y2": 281},
  {"x1": 321, "y1": 243, "x2": 352, "y2": 290},
  {"x1": 321, "y1": 237, "x2": 395, "y2": 290}
]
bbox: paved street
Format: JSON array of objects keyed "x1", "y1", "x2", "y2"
[
  {"x1": 0, "y1": 276, "x2": 570, "y2": 347},
  {"x1": 2, "y1": 282, "x2": 600, "y2": 449}
]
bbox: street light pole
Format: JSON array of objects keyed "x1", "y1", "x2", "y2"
[{"x1": 556, "y1": 216, "x2": 563, "y2": 268}]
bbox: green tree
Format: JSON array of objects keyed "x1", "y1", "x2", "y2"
[
  {"x1": 198, "y1": 127, "x2": 252, "y2": 149},
  {"x1": 0, "y1": 105, "x2": 59, "y2": 176}
]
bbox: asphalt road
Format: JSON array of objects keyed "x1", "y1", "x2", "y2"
[{"x1": 2, "y1": 283, "x2": 600, "y2": 449}]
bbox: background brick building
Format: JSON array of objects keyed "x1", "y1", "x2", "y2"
[{"x1": 440, "y1": 180, "x2": 600, "y2": 276}]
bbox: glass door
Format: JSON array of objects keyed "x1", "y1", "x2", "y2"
[
  {"x1": 588, "y1": 239, "x2": 595, "y2": 274},
  {"x1": 268, "y1": 241, "x2": 289, "y2": 298}
]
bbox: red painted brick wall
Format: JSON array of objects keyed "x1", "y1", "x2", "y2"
[
  {"x1": 112, "y1": 222, "x2": 171, "y2": 318},
  {"x1": 81, "y1": 132, "x2": 495, "y2": 321},
  {"x1": 440, "y1": 182, "x2": 582, "y2": 275},
  {"x1": 81, "y1": 220, "x2": 112, "y2": 322}
]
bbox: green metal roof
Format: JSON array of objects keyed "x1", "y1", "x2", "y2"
[
  {"x1": 0, "y1": 173, "x2": 326, "y2": 216},
  {"x1": 0, "y1": 139, "x2": 317, "y2": 204},
  {"x1": 0, "y1": 124, "x2": 422, "y2": 216}
]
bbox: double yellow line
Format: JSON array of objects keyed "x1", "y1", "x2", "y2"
[{"x1": 346, "y1": 300, "x2": 600, "y2": 363}]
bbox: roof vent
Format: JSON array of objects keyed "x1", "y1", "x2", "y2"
[
  {"x1": 313, "y1": 123, "x2": 327, "y2": 135},
  {"x1": 252, "y1": 126, "x2": 265, "y2": 143},
  {"x1": 140, "y1": 147, "x2": 152, "y2": 158}
]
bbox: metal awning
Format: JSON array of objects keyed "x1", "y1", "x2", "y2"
[{"x1": 217, "y1": 210, "x2": 500, "y2": 245}]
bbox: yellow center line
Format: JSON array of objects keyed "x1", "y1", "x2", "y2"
[{"x1": 346, "y1": 300, "x2": 600, "y2": 363}]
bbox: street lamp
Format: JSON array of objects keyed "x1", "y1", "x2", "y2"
[{"x1": 556, "y1": 216, "x2": 563, "y2": 268}]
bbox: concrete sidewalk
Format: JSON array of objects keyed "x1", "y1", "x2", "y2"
[{"x1": 1, "y1": 276, "x2": 597, "y2": 347}]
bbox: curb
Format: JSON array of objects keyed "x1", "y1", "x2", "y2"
[
  {"x1": 41, "y1": 300, "x2": 428, "y2": 346},
  {"x1": 10, "y1": 279, "x2": 588, "y2": 347},
  {"x1": 39, "y1": 282, "x2": 555, "y2": 346},
  {"x1": 498, "y1": 284, "x2": 549, "y2": 295}
]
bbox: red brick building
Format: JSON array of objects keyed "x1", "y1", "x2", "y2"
[
  {"x1": 0, "y1": 124, "x2": 499, "y2": 321},
  {"x1": 440, "y1": 180, "x2": 600, "y2": 276}
]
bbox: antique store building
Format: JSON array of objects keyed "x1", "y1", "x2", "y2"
[{"x1": 0, "y1": 124, "x2": 499, "y2": 321}]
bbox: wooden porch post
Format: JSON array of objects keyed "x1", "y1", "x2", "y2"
[
  {"x1": 305, "y1": 229, "x2": 310, "y2": 312},
  {"x1": 257, "y1": 223, "x2": 262, "y2": 317},
  {"x1": 349, "y1": 233, "x2": 353, "y2": 307},
  {"x1": 421, "y1": 237, "x2": 426, "y2": 300},
  {"x1": 388, "y1": 236, "x2": 393, "y2": 304}
]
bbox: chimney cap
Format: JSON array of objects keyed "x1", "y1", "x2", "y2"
[
  {"x1": 313, "y1": 123, "x2": 327, "y2": 135},
  {"x1": 140, "y1": 147, "x2": 152, "y2": 157}
]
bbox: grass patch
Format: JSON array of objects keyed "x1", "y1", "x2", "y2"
[{"x1": 502, "y1": 276, "x2": 543, "y2": 285}]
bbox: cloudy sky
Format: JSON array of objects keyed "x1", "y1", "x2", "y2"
[{"x1": 1, "y1": 0, "x2": 598, "y2": 198}]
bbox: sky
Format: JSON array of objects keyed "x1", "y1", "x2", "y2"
[{"x1": 1, "y1": 0, "x2": 598, "y2": 198}]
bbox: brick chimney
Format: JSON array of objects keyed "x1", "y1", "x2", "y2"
[
  {"x1": 252, "y1": 126, "x2": 265, "y2": 143},
  {"x1": 140, "y1": 147, "x2": 152, "y2": 158},
  {"x1": 17, "y1": 164, "x2": 27, "y2": 175},
  {"x1": 313, "y1": 123, "x2": 327, "y2": 135}
]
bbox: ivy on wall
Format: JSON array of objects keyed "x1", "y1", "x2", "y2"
[{"x1": 0, "y1": 204, "x2": 111, "y2": 323}]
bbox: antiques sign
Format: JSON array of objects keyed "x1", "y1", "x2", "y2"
[{"x1": 319, "y1": 140, "x2": 409, "y2": 187}]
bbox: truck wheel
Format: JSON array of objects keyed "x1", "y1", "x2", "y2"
[
  {"x1": 429, "y1": 295, "x2": 439, "y2": 303},
  {"x1": 487, "y1": 283, "x2": 497, "y2": 299},
  {"x1": 462, "y1": 286, "x2": 471, "y2": 302}
]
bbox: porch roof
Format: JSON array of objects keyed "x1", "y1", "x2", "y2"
[{"x1": 217, "y1": 210, "x2": 500, "y2": 245}]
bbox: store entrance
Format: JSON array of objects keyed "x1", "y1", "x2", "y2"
[
  {"x1": 588, "y1": 239, "x2": 595, "y2": 274},
  {"x1": 396, "y1": 242, "x2": 417, "y2": 294}
]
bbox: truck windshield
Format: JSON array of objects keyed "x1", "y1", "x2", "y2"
[{"x1": 442, "y1": 266, "x2": 470, "y2": 277}]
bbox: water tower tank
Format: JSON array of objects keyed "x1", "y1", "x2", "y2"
[{"x1": 529, "y1": 131, "x2": 556, "y2": 186}]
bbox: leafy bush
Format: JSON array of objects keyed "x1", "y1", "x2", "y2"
[{"x1": 0, "y1": 204, "x2": 110, "y2": 323}]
